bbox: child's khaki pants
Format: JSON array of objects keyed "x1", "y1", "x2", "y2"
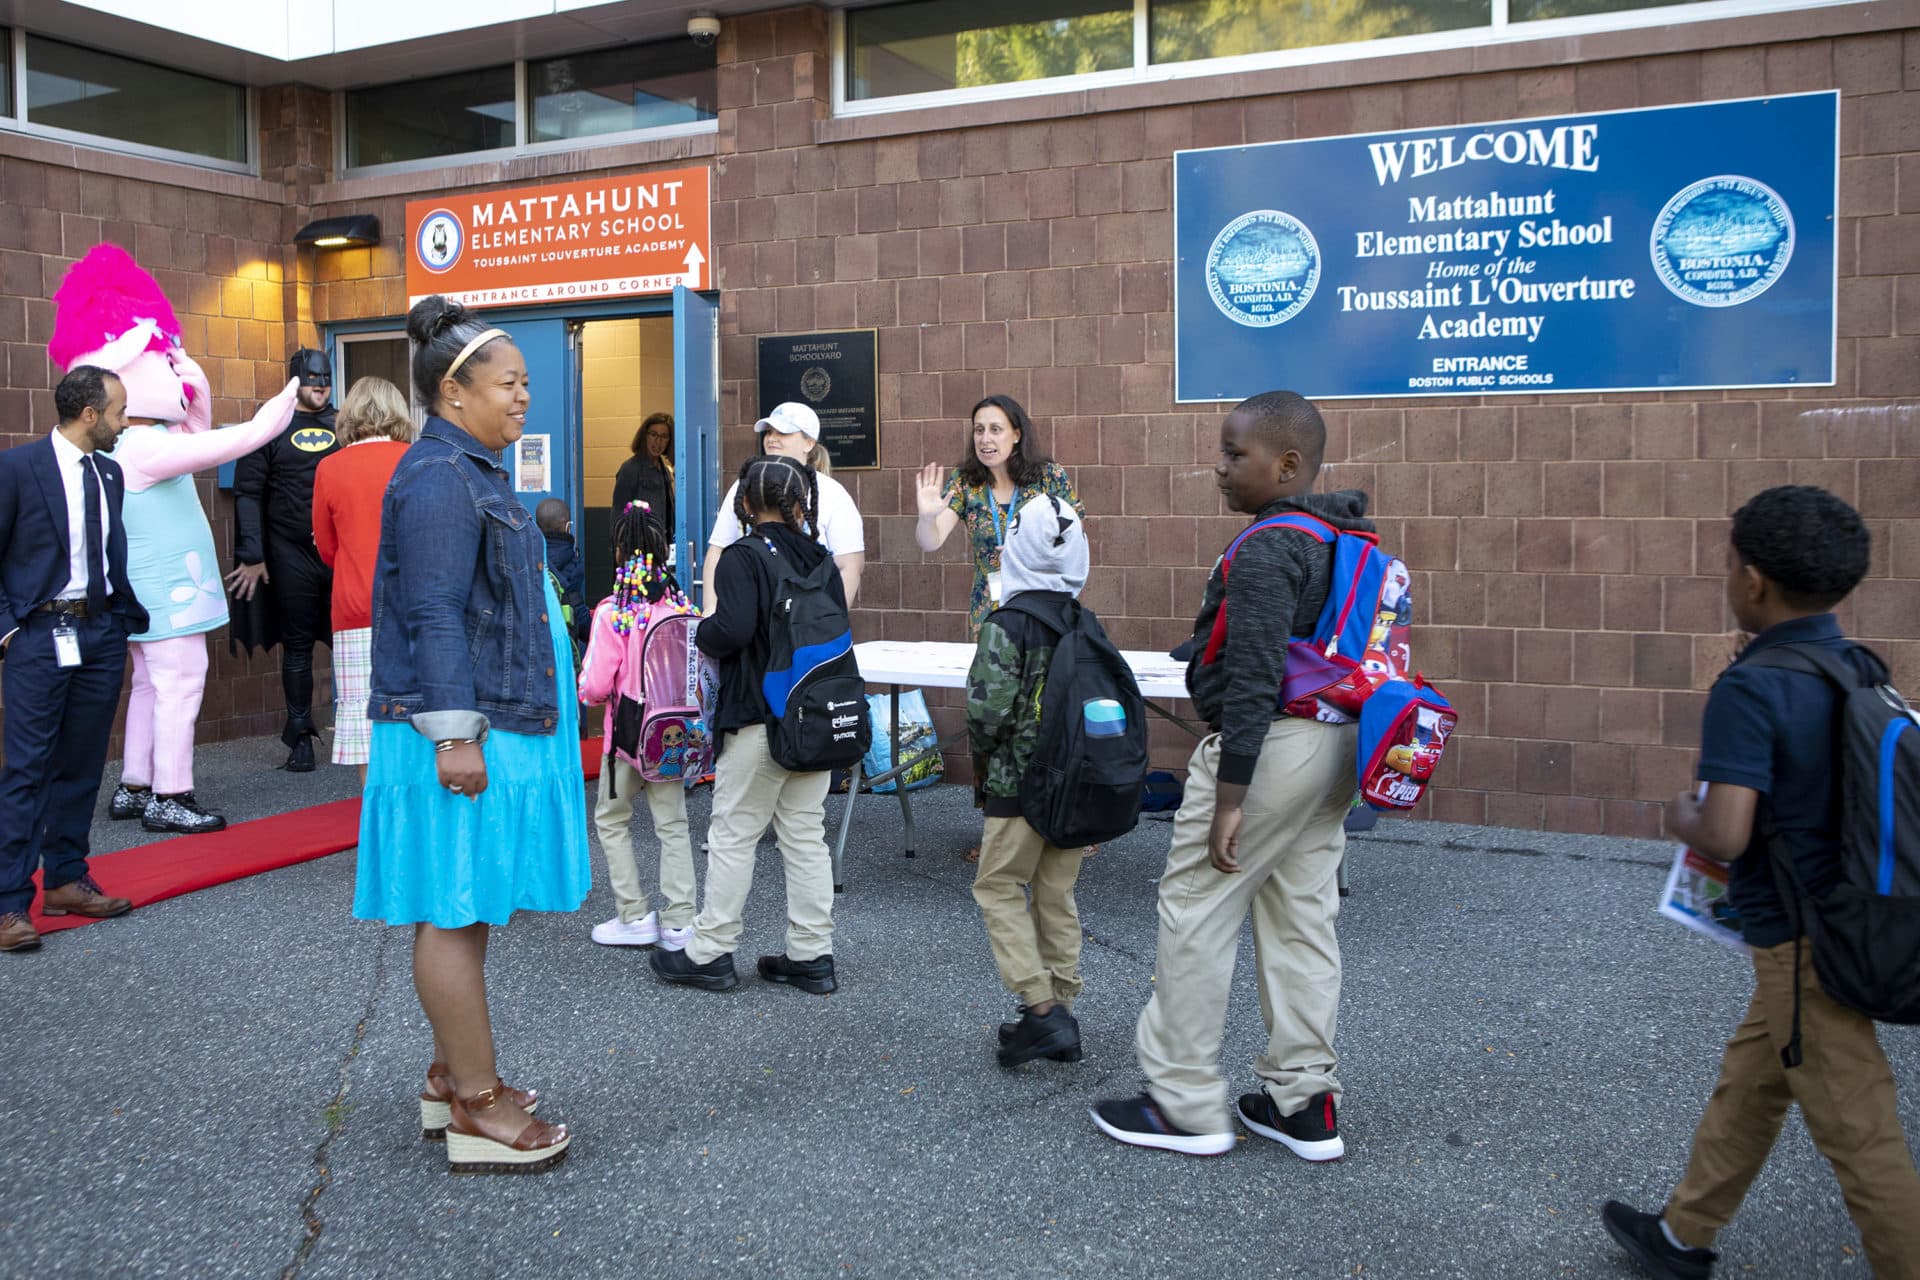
[
  {"x1": 1134, "y1": 718, "x2": 1355, "y2": 1136},
  {"x1": 1664, "y1": 939, "x2": 1920, "y2": 1277},
  {"x1": 973, "y1": 815, "x2": 1084, "y2": 1010},
  {"x1": 686, "y1": 724, "x2": 834, "y2": 965},
  {"x1": 592, "y1": 756, "x2": 697, "y2": 928}
]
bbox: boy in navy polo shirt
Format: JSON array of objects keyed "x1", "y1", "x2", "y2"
[{"x1": 1603, "y1": 486, "x2": 1920, "y2": 1280}]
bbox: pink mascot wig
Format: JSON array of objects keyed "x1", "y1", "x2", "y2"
[{"x1": 49, "y1": 243, "x2": 202, "y2": 428}]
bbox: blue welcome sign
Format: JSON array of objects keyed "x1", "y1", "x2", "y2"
[{"x1": 1173, "y1": 92, "x2": 1837, "y2": 402}]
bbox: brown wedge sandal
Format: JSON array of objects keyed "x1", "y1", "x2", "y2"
[
  {"x1": 444, "y1": 1089, "x2": 570, "y2": 1174},
  {"x1": 420, "y1": 1062, "x2": 539, "y2": 1140}
]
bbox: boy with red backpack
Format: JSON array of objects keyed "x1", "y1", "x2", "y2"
[
  {"x1": 577, "y1": 502, "x2": 701, "y2": 951},
  {"x1": 1603, "y1": 486, "x2": 1920, "y2": 1280},
  {"x1": 1093, "y1": 390, "x2": 1380, "y2": 1160}
]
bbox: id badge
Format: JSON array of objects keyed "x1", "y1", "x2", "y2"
[
  {"x1": 52, "y1": 621, "x2": 81, "y2": 669},
  {"x1": 987, "y1": 571, "x2": 1003, "y2": 605}
]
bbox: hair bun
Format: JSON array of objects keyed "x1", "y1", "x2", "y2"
[{"x1": 405, "y1": 295, "x2": 471, "y2": 344}]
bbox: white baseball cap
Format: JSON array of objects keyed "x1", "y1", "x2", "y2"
[{"x1": 754, "y1": 402, "x2": 820, "y2": 441}]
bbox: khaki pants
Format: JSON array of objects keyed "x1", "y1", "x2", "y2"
[
  {"x1": 592, "y1": 756, "x2": 697, "y2": 928},
  {"x1": 1665, "y1": 940, "x2": 1920, "y2": 1276},
  {"x1": 1134, "y1": 719, "x2": 1355, "y2": 1136},
  {"x1": 686, "y1": 724, "x2": 834, "y2": 965},
  {"x1": 972, "y1": 815, "x2": 1084, "y2": 1010}
]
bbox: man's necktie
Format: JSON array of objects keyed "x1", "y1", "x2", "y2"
[{"x1": 80, "y1": 454, "x2": 106, "y2": 614}]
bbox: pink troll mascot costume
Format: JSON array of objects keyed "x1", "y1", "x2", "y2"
[{"x1": 49, "y1": 245, "x2": 299, "y2": 834}]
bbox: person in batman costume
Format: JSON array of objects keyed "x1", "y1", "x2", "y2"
[{"x1": 225, "y1": 349, "x2": 341, "y2": 771}]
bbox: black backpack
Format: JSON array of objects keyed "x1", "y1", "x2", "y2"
[
  {"x1": 996, "y1": 595, "x2": 1149, "y2": 849},
  {"x1": 1742, "y1": 642, "x2": 1920, "y2": 1064},
  {"x1": 753, "y1": 537, "x2": 871, "y2": 773}
]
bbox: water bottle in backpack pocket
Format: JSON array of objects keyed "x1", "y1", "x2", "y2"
[{"x1": 755, "y1": 537, "x2": 872, "y2": 772}]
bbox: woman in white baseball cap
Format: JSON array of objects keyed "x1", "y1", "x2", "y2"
[{"x1": 701, "y1": 402, "x2": 864, "y2": 606}]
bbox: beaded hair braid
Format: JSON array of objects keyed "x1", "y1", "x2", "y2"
[
  {"x1": 609, "y1": 501, "x2": 688, "y2": 635},
  {"x1": 732, "y1": 455, "x2": 819, "y2": 542}
]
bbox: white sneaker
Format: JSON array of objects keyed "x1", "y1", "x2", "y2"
[
  {"x1": 657, "y1": 924, "x2": 695, "y2": 952},
  {"x1": 591, "y1": 912, "x2": 660, "y2": 947}
]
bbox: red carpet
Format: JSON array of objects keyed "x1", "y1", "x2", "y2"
[
  {"x1": 31, "y1": 737, "x2": 612, "y2": 935},
  {"x1": 29, "y1": 797, "x2": 365, "y2": 934}
]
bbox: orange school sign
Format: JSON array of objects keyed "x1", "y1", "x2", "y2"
[{"x1": 405, "y1": 166, "x2": 711, "y2": 308}]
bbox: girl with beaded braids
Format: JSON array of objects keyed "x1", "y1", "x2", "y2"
[
  {"x1": 354, "y1": 294, "x2": 586, "y2": 1174},
  {"x1": 577, "y1": 500, "x2": 701, "y2": 951},
  {"x1": 650, "y1": 454, "x2": 846, "y2": 996}
]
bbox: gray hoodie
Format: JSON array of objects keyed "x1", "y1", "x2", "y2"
[
  {"x1": 1000, "y1": 492, "x2": 1088, "y2": 601},
  {"x1": 1183, "y1": 489, "x2": 1375, "y2": 787}
]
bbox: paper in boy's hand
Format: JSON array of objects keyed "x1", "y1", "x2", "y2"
[{"x1": 1659, "y1": 844, "x2": 1746, "y2": 952}]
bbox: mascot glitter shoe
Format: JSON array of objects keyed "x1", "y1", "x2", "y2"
[{"x1": 49, "y1": 244, "x2": 300, "y2": 831}]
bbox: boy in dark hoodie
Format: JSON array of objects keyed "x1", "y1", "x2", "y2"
[
  {"x1": 536, "y1": 498, "x2": 589, "y2": 644},
  {"x1": 967, "y1": 493, "x2": 1092, "y2": 1068},
  {"x1": 1093, "y1": 390, "x2": 1373, "y2": 1159}
]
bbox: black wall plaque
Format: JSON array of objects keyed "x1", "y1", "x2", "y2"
[{"x1": 756, "y1": 330, "x2": 879, "y2": 471}]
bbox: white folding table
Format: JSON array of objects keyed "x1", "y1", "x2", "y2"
[{"x1": 831, "y1": 640, "x2": 1200, "y2": 891}]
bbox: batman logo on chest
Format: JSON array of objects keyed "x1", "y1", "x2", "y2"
[{"x1": 291, "y1": 428, "x2": 336, "y2": 453}]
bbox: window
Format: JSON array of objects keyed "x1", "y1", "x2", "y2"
[
  {"x1": 530, "y1": 40, "x2": 717, "y2": 143},
  {"x1": 0, "y1": 30, "x2": 11, "y2": 119},
  {"x1": 345, "y1": 65, "x2": 515, "y2": 168},
  {"x1": 1151, "y1": 0, "x2": 1490, "y2": 65},
  {"x1": 848, "y1": 0, "x2": 1133, "y2": 101},
  {"x1": 24, "y1": 35, "x2": 246, "y2": 164},
  {"x1": 1510, "y1": 0, "x2": 1696, "y2": 17}
]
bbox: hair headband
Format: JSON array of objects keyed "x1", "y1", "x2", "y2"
[{"x1": 445, "y1": 328, "x2": 507, "y2": 383}]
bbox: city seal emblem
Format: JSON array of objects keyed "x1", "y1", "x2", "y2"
[
  {"x1": 800, "y1": 365, "x2": 831, "y2": 403},
  {"x1": 1649, "y1": 176, "x2": 1794, "y2": 309},
  {"x1": 1205, "y1": 210, "x2": 1320, "y2": 328},
  {"x1": 416, "y1": 209, "x2": 464, "y2": 275}
]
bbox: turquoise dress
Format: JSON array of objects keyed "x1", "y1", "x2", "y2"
[{"x1": 353, "y1": 576, "x2": 590, "y2": 928}]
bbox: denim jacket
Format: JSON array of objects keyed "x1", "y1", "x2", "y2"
[{"x1": 367, "y1": 417, "x2": 561, "y2": 741}]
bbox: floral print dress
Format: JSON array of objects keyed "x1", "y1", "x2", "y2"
[{"x1": 943, "y1": 460, "x2": 1083, "y2": 638}]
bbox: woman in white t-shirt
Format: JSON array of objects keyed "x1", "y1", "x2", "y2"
[{"x1": 701, "y1": 402, "x2": 865, "y2": 605}]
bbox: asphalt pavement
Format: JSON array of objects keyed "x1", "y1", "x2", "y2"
[{"x1": 1, "y1": 732, "x2": 1914, "y2": 1279}]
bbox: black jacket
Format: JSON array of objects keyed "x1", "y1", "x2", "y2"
[
  {"x1": 1183, "y1": 490, "x2": 1375, "y2": 787},
  {"x1": 696, "y1": 522, "x2": 843, "y2": 755},
  {"x1": 610, "y1": 454, "x2": 674, "y2": 543},
  {"x1": 232, "y1": 407, "x2": 338, "y2": 564}
]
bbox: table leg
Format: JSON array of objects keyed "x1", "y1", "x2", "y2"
[
  {"x1": 892, "y1": 683, "x2": 915, "y2": 858},
  {"x1": 831, "y1": 755, "x2": 861, "y2": 894},
  {"x1": 1337, "y1": 855, "x2": 1349, "y2": 898}
]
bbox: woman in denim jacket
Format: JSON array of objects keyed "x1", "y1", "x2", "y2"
[{"x1": 353, "y1": 296, "x2": 587, "y2": 1174}]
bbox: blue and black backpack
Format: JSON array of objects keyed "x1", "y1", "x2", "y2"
[
  {"x1": 1742, "y1": 642, "x2": 1920, "y2": 1060},
  {"x1": 753, "y1": 536, "x2": 871, "y2": 773}
]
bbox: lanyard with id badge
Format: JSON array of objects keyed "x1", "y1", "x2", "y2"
[
  {"x1": 986, "y1": 488, "x2": 1017, "y2": 606},
  {"x1": 52, "y1": 614, "x2": 83, "y2": 668}
]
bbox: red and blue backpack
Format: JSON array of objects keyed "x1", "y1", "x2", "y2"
[{"x1": 1202, "y1": 513, "x2": 1458, "y2": 811}]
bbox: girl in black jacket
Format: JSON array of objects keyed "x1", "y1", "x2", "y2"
[{"x1": 650, "y1": 455, "x2": 845, "y2": 997}]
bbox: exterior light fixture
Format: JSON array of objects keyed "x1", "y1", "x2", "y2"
[{"x1": 293, "y1": 214, "x2": 381, "y2": 248}]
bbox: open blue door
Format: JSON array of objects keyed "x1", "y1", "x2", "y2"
[
  {"x1": 491, "y1": 317, "x2": 576, "y2": 521},
  {"x1": 673, "y1": 286, "x2": 720, "y2": 607}
]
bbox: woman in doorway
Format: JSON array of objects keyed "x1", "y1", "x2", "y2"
[
  {"x1": 312, "y1": 376, "x2": 415, "y2": 785},
  {"x1": 914, "y1": 395, "x2": 1082, "y2": 638},
  {"x1": 611, "y1": 411, "x2": 675, "y2": 544},
  {"x1": 915, "y1": 394, "x2": 1083, "y2": 861},
  {"x1": 700, "y1": 401, "x2": 864, "y2": 606},
  {"x1": 354, "y1": 296, "x2": 587, "y2": 1174}
]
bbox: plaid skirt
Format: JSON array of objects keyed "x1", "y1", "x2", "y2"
[{"x1": 331, "y1": 626, "x2": 373, "y2": 765}]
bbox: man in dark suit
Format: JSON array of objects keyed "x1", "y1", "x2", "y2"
[{"x1": 0, "y1": 366, "x2": 150, "y2": 953}]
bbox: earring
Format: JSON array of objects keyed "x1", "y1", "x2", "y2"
[{"x1": 453, "y1": 400, "x2": 462, "y2": 408}]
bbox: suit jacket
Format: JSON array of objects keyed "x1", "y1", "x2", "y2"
[{"x1": 0, "y1": 434, "x2": 150, "y2": 639}]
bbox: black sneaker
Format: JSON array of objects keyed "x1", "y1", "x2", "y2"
[
  {"x1": 757, "y1": 953, "x2": 836, "y2": 995},
  {"x1": 1089, "y1": 1094, "x2": 1234, "y2": 1156},
  {"x1": 140, "y1": 792, "x2": 228, "y2": 835},
  {"x1": 1236, "y1": 1089, "x2": 1345, "y2": 1162},
  {"x1": 650, "y1": 946, "x2": 738, "y2": 991},
  {"x1": 998, "y1": 1005, "x2": 1081, "y2": 1068},
  {"x1": 997, "y1": 1007, "x2": 1084, "y2": 1062},
  {"x1": 1601, "y1": 1202, "x2": 1717, "y2": 1280},
  {"x1": 108, "y1": 784, "x2": 151, "y2": 821}
]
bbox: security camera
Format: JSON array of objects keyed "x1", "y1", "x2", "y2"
[{"x1": 688, "y1": 13, "x2": 720, "y2": 46}]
